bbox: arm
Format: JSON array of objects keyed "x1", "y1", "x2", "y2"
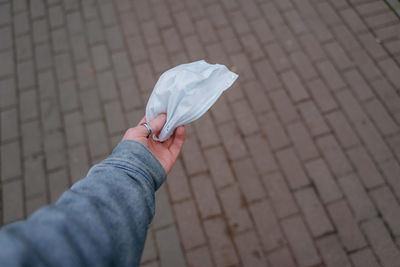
[{"x1": 0, "y1": 114, "x2": 185, "y2": 267}]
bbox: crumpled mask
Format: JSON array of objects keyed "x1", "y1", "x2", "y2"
[{"x1": 145, "y1": 60, "x2": 238, "y2": 142}]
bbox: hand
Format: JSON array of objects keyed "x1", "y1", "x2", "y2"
[{"x1": 122, "y1": 114, "x2": 186, "y2": 174}]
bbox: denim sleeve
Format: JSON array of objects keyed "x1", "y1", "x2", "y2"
[{"x1": 0, "y1": 140, "x2": 166, "y2": 267}]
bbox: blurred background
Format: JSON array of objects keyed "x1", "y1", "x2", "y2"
[{"x1": 1, "y1": 0, "x2": 400, "y2": 266}]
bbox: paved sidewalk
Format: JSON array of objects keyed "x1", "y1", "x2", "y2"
[{"x1": 1, "y1": 0, "x2": 400, "y2": 266}]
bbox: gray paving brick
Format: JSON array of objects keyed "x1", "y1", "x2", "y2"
[
  {"x1": 76, "y1": 62, "x2": 95, "y2": 90},
  {"x1": 54, "y1": 53, "x2": 74, "y2": 81},
  {"x1": 282, "y1": 70, "x2": 309, "y2": 102},
  {"x1": 243, "y1": 80, "x2": 271, "y2": 114},
  {"x1": 352, "y1": 50, "x2": 383, "y2": 80},
  {"x1": 317, "y1": 234, "x2": 352, "y2": 267},
  {"x1": 0, "y1": 3, "x2": 11, "y2": 25},
  {"x1": 21, "y1": 120, "x2": 42, "y2": 156},
  {"x1": 86, "y1": 121, "x2": 110, "y2": 159},
  {"x1": 44, "y1": 131, "x2": 65, "y2": 170},
  {"x1": 270, "y1": 89, "x2": 299, "y2": 125},
  {"x1": 317, "y1": 135, "x2": 353, "y2": 177},
  {"x1": 298, "y1": 101, "x2": 329, "y2": 136},
  {"x1": 327, "y1": 200, "x2": 367, "y2": 251},
  {"x1": 186, "y1": 246, "x2": 213, "y2": 267},
  {"x1": 326, "y1": 110, "x2": 359, "y2": 149},
  {"x1": 305, "y1": 158, "x2": 342, "y2": 203},
  {"x1": 254, "y1": 59, "x2": 281, "y2": 90},
  {"x1": 370, "y1": 186, "x2": 400, "y2": 236},
  {"x1": 249, "y1": 199, "x2": 285, "y2": 251},
  {"x1": 35, "y1": 43, "x2": 53, "y2": 71},
  {"x1": 325, "y1": 42, "x2": 354, "y2": 70},
  {"x1": 14, "y1": 12, "x2": 30, "y2": 36},
  {"x1": 307, "y1": 79, "x2": 338, "y2": 113},
  {"x1": 316, "y1": 61, "x2": 346, "y2": 91},
  {"x1": 141, "y1": 230, "x2": 157, "y2": 264},
  {"x1": 217, "y1": 122, "x2": 248, "y2": 161},
  {"x1": 366, "y1": 99, "x2": 399, "y2": 136},
  {"x1": 15, "y1": 34, "x2": 32, "y2": 62},
  {"x1": 1, "y1": 108, "x2": 18, "y2": 142},
  {"x1": 59, "y1": 80, "x2": 79, "y2": 112},
  {"x1": 204, "y1": 217, "x2": 239, "y2": 266},
  {"x1": 258, "y1": 111, "x2": 290, "y2": 151},
  {"x1": 231, "y1": 99, "x2": 259, "y2": 136},
  {"x1": 193, "y1": 112, "x2": 220, "y2": 149},
  {"x1": 1, "y1": 141, "x2": 22, "y2": 181},
  {"x1": 64, "y1": 111, "x2": 85, "y2": 147},
  {"x1": 32, "y1": 19, "x2": 49, "y2": 44},
  {"x1": 287, "y1": 122, "x2": 319, "y2": 161},
  {"x1": 86, "y1": 19, "x2": 105, "y2": 45},
  {"x1": 350, "y1": 248, "x2": 381, "y2": 267},
  {"x1": 245, "y1": 133, "x2": 278, "y2": 174},
  {"x1": 26, "y1": 194, "x2": 47, "y2": 217},
  {"x1": 191, "y1": 173, "x2": 221, "y2": 219},
  {"x1": 217, "y1": 27, "x2": 242, "y2": 54},
  {"x1": 49, "y1": 5, "x2": 65, "y2": 29},
  {"x1": 204, "y1": 146, "x2": 235, "y2": 189},
  {"x1": 295, "y1": 187, "x2": 334, "y2": 237},
  {"x1": 118, "y1": 77, "x2": 142, "y2": 111},
  {"x1": 282, "y1": 216, "x2": 321, "y2": 267},
  {"x1": 52, "y1": 28, "x2": 69, "y2": 54},
  {"x1": 344, "y1": 69, "x2": 375, "y2": 101},
  {"x1": 380, "y1": 159, "x2": 400, "y2": 201},
  {"x1": 277, "y1": 148, "x2": 310, "y2": 190},
  {"x1": 339, "y1": 173, "x2": 377, "y2": 221},
  {"x1": 155, "y1": 225, "x2": 187, "y2": 267},
  {"x1": 92, "y1": 45, "x2": 110, "y2": 72},
  {"x1": 17, "y1": 60, "x2": 35, "y2": 90},
  {"x1": 134, "y1": 62, "x2": 156, "y2": 93},
  {"x1": 371, "y1": 79, "x2": 400, "y2": 118},
  {"x1": 2, "y1": 180, "x2": 24, "y2": 224},
  {"x1": 0, "y1": 26, "x2": 12, "y2": 51},
  {"x1": 70, "y1": 34, "x2": 89, "y2": 62},
  {"x1": 166, "y1": 160, "x2": 191, "y2": 202},
  {"x1": 104, "y1": 101, "x2": 126, "y2": 135},
  {"x1": 268, "y1": 247, "x2": 297, "y2": 267},
  {"x1": 68, "y1": 146, "x2": 89, "y2": 183},
  {"x1": 347, "y1": 146, "x2": 385, "y2": 189},
  {"x1": 299, "y1": 33, "x2": 326, "y2": 62},
  {"x1": 149, "y1": 45, "x2": 170, "y2": 76},
  {"x1": 79, "y1": 89, "x2": 103, "y2": 122},
  {"x1": 40, "y1": 98, "x2": 61, "y2": 133},
  {"x1": 205, "y1": 42, "x2": 230, "y2": 66},
  {"x1": 24, "y1": 155, "x2": 46, "y2": 197},
  {"x1": 181, "y1": 136, "x2": 207, "y2": 176},
  {"x1": 289, "y1": 51, "x2": 318, "y2": 81},
  {"x1": 153, "y1": 185, "x2": 175, "y2": 229},
  {"x1": 97, "y1": 71, "x2": 119, "y2": 101},
  {"x1": 234, "y1": 230, "x2": 267, "y2": 267},
  {"x1": 231, "y1": 53, "x2": 256, "y2": 82},
  {"x1": 0, "y1": 78, "x2": 16, "y2": 109},
  {"x1": 112, "y1": 52, "x2": 133, "y2": 81},
  {"x1": 262, "y1": 172, "x2": 298, "y2": 219},
  {"x1": 362, "y1": 217, "x2": 400, "y2": 267}
]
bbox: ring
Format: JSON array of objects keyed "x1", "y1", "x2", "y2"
[{"x1": 140, "y1": 122, "x2": 153, "y2": 138}]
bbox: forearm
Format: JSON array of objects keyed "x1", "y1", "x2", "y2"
[{"x1": 0, "y1": 140, "x2": 166, "y2": 267}]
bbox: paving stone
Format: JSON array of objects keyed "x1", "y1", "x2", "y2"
[
  {"x1": 14, "y1": 12, "x2": 29, "y2": 36},
  {"x1": 48, "y1": 169, "x2": 69, "y2": 203},
  {"x1": 141, "y1": 230, "x2": 157, "y2": 264},
  {"x1": 325, "y1": 110, "x2": 359, "y2": 149},
  {"x1": 134, "y1": 62, "x2": 156, "y2": 93},
  {"x1": 40, "y1": 98, "x2": 61, "y2": 133},
  {"x1": 186, "y1": 246, "x2": 213, "y2": 267},
  {"x1": 276, "y1": 148, "x2": 310, "y2": 190},
  {"x1": 70, "y1": 35, "x2": 89, "y2": 62},
  {"x1": 26, "y1": 194, "x2": 47, "y2": 217},
  {"x1": 104, "y1": 101, "x2": 126, "y2": 135},
  {"x1": 362, "y1": 217, "x2": 400, "y2": 267},
  {"x1": 59, "y1": 80, "x2": 79, "y2": 112},
  {"x1": 2, "y1": 180, "x2": 24, "y2": 224},
  {"x1": 97, "y1": 71, "x2": 119, "y2": 101},
  {"x1": 21, "y1": 120, "x2": 42, "y2": 156},
  {"x1": 339, "y1": 173, "x2": 377, "y2": 221},
  {"x1": 49, "y1": 5, "x2": 65, "y2": 28},
  {"x1": 153, "y1": 185, "x2": 174, "y2": 229},
  {"x1": 370, "y1": 186, "x2": 400, "y2": 236},
  {"x1": 204, "y1": 146, "x2": 235, "y2": 189},
  {"x1": 232, "y1": 158, "x2": 266, "y2": 202},
  {"x1": 299, "y1": 162, "x2": 331, "y2": 203},
  {"x1": 1, "y1": 108, "x2": 18, "y2": 142},
  {"x1": 282, "y1": 216, "x2": 321, "y2": 267},
  {"x1": 379, "y1": 159, "x2": 400, "y2": 201},
  {"x1": 193, "y1": 112, "x2": 220, "y2": 148},
  {"x1": 317, "y1": 234, "x2": 352, "y2": 267},
  {"x1": 316, "y1": 61, "x2": 346, "y2": 91},
  {"x1": 231, "y1": 53, "x2": 255, "y2": 82},
  {"x1": 79, "y1": 89, "x2": 103, "y2": 122},
  {"x1": 52, "y1": 28, "x2": 69, "y2": 53},
  {"x1": 268, "y1": 247, "x2": 297, "y2": 267},
  {"x1": 262, "y1": 172, "x2": 298, "y2": 219},
  {"x1": 204, "y1": 217, "x2": 239, "y2": 267},
  {"x1": 0, "y1": 78, "x2": 16, "y2": 108},
  {"x1": 92, "y1": 45, "x2": 110, "y2": 72},
  {"x1": 86, "y1": 19, "x2": 105, "y2": 45},
  {"x1": 17, "y1": 60, "x2": 35, "y2": 90},
  {"x1": 217, "y1": 122, "x2": 248, "y2": 161},
  {"x1": 307, "y1": 79, "x2": 338, "y2": 113},
  {"x1": 350, "y1": 248, "x2": 381, "y2": 267},
  {"x1": 253, "y1": 59, "x2": 281, "y2": 91},
  {"x1": 155, "y1": 225, "x2": 187, "y2": 267},
  {"x1": 245, "y1": 133, "x2": 277, "y2": 174},
  {"x1": 281, "y1": 70, "x2": 309, "y2": 102},
  {"x1": 191, "y1": 173, "x2": 221, "y2": 219},
  {"x1": 24, "y1": 155, "x2": 47, "y2": 197},
  {"x1": 1, "y1": 141, "x2": 22, "y2": 181},
  {"x1": 181, "y1": 136, "x2": 207, "y2": 176},
  {"x1": 68, "y1": 146, "x2": 89, "y2": 183},
  {"x1": 234, "y1": 230, "x2": 267, "y2": 267},
  {"x1": 118, "y1": 78, "x2": 142, "y2": 111},
  {"x1": 295, "y1": 187, "x2": 334, "y2": 237},
  {"x1": 249, "y1": 199, "x2": 285, "y2": 252},
  {"x1": 231, "y1": 99, "x2": 259, "y2": 136},
  {"x1": 269, "y1": 89, "x2": 299, "y2": 125},
  {"x1": 327, "y1": 200, "x2": 367, "y2": 251},
  {"x1": 86, "y1": 121, "x2": 110, "y2": 159},
  {"x1": 217, "y1": 27, "x2": 242, "y2": 54},
  {"x1": 325, "y1": 42, "x2": 354, "y2": 70},
  {"x1": 298, "y1": 101, "x2": 329, "y2": 137},
  {"x1": 173, "y1": 200, "x2": 206, "y2": 250},
  {"x1": 287, "y1": 122, "x2": 319, "y2": 161},
  {"x1": 54, "y1": 53, "x2": 74, "y2": 81}
]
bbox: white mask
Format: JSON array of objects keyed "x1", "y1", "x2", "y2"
[{"x1": 145, "y1": 60, "x2": 238, "y2": 141}]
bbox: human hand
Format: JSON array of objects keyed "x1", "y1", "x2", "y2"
[{"x1": 122, "y1": 114, "x2": 186, "y2": 174}]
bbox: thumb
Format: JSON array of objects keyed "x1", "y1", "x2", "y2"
[{"x1": 147, "y1": 113, "x2": 167, "y2": 135}]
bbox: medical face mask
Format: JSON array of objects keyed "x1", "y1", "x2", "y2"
[{"x1": 145, "y1": 60, "x2": 238, "y2": 142}]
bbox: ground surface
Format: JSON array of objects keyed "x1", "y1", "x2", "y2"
[{"x1": 1, "y1": 0, "x2": 400, "y2": 266}]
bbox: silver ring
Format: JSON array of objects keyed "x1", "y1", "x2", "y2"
[{"x1": 140, "y1": 122, "x2": 153, "y2": 138}]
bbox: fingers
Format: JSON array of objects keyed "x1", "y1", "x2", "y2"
[{"x1": 169, "y1": 126, "x2": 186, "y2": 156}]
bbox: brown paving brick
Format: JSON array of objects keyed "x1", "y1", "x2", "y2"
[
  {"x1": 317, "y1": 234, "x2": 352, "y2": 267},
  {"x1": 325, "y1": 41, "x2": 354, "y2": 70},
  {"x1": 229, "y1": 11, "x2": 250, "y2": 35},
  {"x1": 316, "y1": 135, "x2": 353, "y2": 177},
  {"x1": 258, "y1": 112, "x2": 290, "y2": 151},
  {"x1": 153, "y1": 185, "x2": 174, "y2": 229},
  {"x1": 251, "y1": 18, "x2": 274, "y2": 45},
  {"x1": 265, "y1": 43, "x2": 291, "y2": 73},
  {"x1": 141, "y1": 230, "x2": 157, "y2": 264},
  {"x1": 206, "y1": 43, "x2": 230, "y2": 66},
  {"x1": 299, "y1": 33, "x2": 326, "y2": 62},
  {"x1": 254, "y1": 59, "x2": 281, "y2": 91},
  {"x1": 231, "y1": 53, "x2": 255, "y2": 82},
  {"x1": 289, "y1": 51, "x2": 317, "y2": 81},
  {"x1": 186, "y1": 246, "x2": 214, "y2": 267},
  {"x1": 217, "y1": 27, "x2": 242, "y2": 54},
  {"x1": 155, "y1": 225, "x2": 186, "y2": 267},
  {"x1": 204, "y1": 217, "x2": 239, "y2": 267},
  {"x1": 295, "y1": 187, "x2": 334, "y2": 237},
  {"x1": 173, "y1": 200, "x2": 206, "y2": 250},
  {"x1": 231, "y1": 99, "x2": 260, "y2": 136},
  {"x1": 352, "y1": 50, "x2": 383, "y2": 81},
  {"x1": 261, "y1": 2, "x2": 284, "y2": 27},
  {"x1": 249, "y1": 199, "x2": 285, "y2": 251},
  {"x1": 268, "y1": 247, "x2": 296, "y2": 267},
  {"x1": 277, "y1": 148, "x2": 310, "y2": 190},
  {"x1": 219, "y1": 184, "x2": 253, "y2": 233},
  {"x1": 327, "y1": 200, "x2": 367, "y2": 251},
  {"x1": 305, "y1": 158, "x2": 342, "y2": 204},
  {"x1": 362, "y1": 217, "x2": 400, "y2": 267},
  {"x1": 166, "y1": 160, "x2": 191, "y2": 202},
  {"x1": 225, "y1": 80, "x2": 244, "y2": 103},
  {"x1": 234, "y1": 230, "x2": 267, "y2": 267},
  {"x1": 325, "y1": 110, "x2": 359, "y2": 149},
  {"x1": 339, "y1": 173, "x2": 377, "y2": 221},
  {"x1": 273, "y1": 25, "x2": 300, "y2": 52},
  {"x1": 344, "y1": 69, "x2": 375, "y2": 102},
  {"x1": 240, "y1": 34, "x2": 264, "y2": 61},
  {"x1": 281, "y1": 70, "x2": 309, "y2": 102},
  {"x1": 282, "y1": 215, "x2": 321, "y2": 267},
  {"x1": 232, "y1": 158, "x2": 266, "y2": 202},
  {"x1": 347, "y1": 146, "x2": 385, "y2": 189},
  {"x1": 380, "y1": 159, "x2": 400, "y2": 201},
  {"x1": 287, "y1": 122, "x2": 319, "y2": 161},
  {"x1": 358, "y1": 33, "x2": 387, "y2": 60},
  {"x1": 317, "y1": 61, "x2": 346, "y2": 91},
  {"x1": 379, "y1": 58, "x2": 400, "y2": 87},
  {"x1": 284, "y1": 9, "x2": 308, "y2": 35},
  {"x1": 191, "y1": 173, "x2": 221, "y2": 219},
  {"x1": 350, "y1": 248, "x2": 380, "y2": 267}
]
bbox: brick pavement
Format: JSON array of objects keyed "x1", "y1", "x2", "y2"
[{"x1": 0, "y1": 0, "x2": 400, "y2": 266}]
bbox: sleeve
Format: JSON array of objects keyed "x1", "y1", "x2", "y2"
[{"x1": 0, "y1": 140, "x2": 166, "y2": 267}]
